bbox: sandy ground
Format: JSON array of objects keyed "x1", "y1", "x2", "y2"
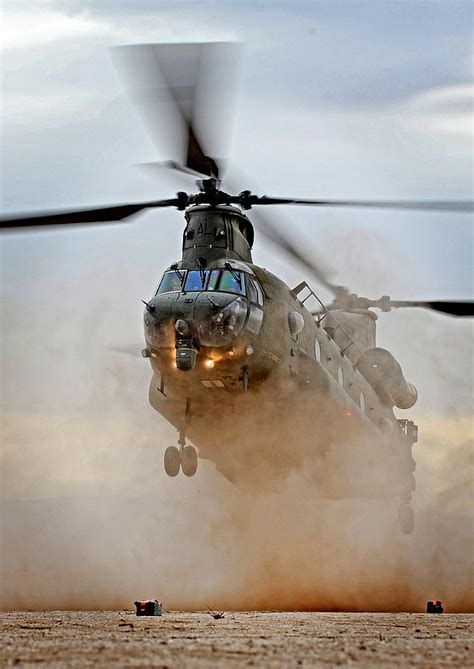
[{"x1": 0, "y1": 611, "x2": 472, "y2": 668}]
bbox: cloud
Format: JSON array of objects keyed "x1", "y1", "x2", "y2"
[
  {"x1": 398, "y1": 83, "x2": 474, "y2": 137},
  {"x1": 2, "y1": 5, "x2": 105, "y2": 49}
]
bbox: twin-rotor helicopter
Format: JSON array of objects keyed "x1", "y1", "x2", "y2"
[{"x1": 2, "y1": 42, "x2": 472, "y2": 534}]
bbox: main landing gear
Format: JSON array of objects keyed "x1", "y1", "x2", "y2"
[
  {"x1": 396, "y1": 419, "x2": 417, "y2": 535},
  {"x1": 397, "y1": 476, "x2": 416, "y2": 535},
  {"x1": 398, "y1": 501, "x2": 415, "y2": 535},
  {"x1": 164, "y1": 429, "x2": 198, "y2": 478}
]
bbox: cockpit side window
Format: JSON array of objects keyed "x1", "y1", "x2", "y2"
[
  {"x1": 247, "y1": 275, "x2": 263, "y2": 307},
  {"x1": 246, "y1": 276, "x2": 265, "y2": 306},
  {"x1": 156, "y1": 271, "x2": 184, "y2": 294},
  {"x1": 254, "y1": 281, "x2": 265, "y2": 306},
  {"x1": 247, "y1": 276, "x2": 258, "y2": 303}
]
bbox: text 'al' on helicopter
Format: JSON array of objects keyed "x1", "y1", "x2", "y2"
[{"x1": 2, "y1": 42, "x2": 473, "y2": 535}]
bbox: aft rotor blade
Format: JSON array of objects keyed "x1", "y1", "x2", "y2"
[
  {"x1": 252, "y1": 197, "x2": 474, "y2": 213},
  {"x1": 0, "y1": 199, "x2": 180, "y2": 229},
  {"x1": 390, "y1": 300, "x2": 474, "y2": 317}
]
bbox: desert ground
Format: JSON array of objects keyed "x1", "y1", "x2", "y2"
[{"x1": 0, "y1": 610, "x2": 472, "y2": 668}]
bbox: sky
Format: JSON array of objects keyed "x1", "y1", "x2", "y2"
[{"x1": 1, "y1": 0, "x2": 473, "y2": 468}]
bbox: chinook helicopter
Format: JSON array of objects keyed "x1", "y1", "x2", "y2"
[{"x1": 2, "y1": 43, "x2": 473, "y2": 534}]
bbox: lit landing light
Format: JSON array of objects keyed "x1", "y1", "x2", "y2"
[
  {"x1": 345, "y1": 410, "x2": 353, "y2": 417},
  {"x1": 205, "y1": 359, "x2": 215, "y2": 369}
]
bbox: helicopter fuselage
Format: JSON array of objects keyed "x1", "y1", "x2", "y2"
[{"x1": 143, "y1": 205, "x2": 417, "y2": 498}]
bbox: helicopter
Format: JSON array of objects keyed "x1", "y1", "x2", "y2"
[{"x1": 2, "y1": 43, "x2": 473, "y2": 535}]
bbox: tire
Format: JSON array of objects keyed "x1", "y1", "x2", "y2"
[
  {"x1": 181, "y1": 445, "x2": 198, "y2": 477},
  {"x1": 164, "y1": 446, "x2": 181, "y2": 477},
  {"x1": 398, "y1": 503, "x2": 415, "y2": 535}
]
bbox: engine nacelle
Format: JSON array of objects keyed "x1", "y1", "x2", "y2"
[{"x1": 357, "y1": 347, "x2": 418, "y2": 409}]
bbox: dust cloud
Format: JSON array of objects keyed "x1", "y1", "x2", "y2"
[
  {"x1": 1, "y1": 230, "x2": 472, "y2": 613},
  {"x1": 1, "y1": 396, "x2": 472, "y2": 612}
]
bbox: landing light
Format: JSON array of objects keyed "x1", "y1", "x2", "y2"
[
  {"x1": 205, "y1": 359, "x2": 215, "y2": 369},
  {"x1": 345, "y1": 410, "x2": 353, "y2": 417}
]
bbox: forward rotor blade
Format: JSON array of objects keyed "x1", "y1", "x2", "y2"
[
  {"x1": 253, "y1": 197, "x2": 474, "y2": 213},
  {"x1": 250, "y1": 207, "x2": 347, "y2": 297},
  {"x1": 227, "y1": 169, "x2": 348, "y2": 297},
  {"x1": 0, "y1": 199, "x2": 180, "y2": 229},
  {"x1": 390, "y1": 300, "x2": 474, "y2": 317},
  {"x1": 113, "y1": 42, "x2": 240, "y2": 179}
]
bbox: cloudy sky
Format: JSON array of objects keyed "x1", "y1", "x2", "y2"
[{"x1": 1, "y1": 0, "x2": 472, "y2": 446}]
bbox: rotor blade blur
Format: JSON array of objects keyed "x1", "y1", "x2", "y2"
[
  {"x1": 390, "y1": 300, "x2": 474, "y2": 317},
  {"x1": 251, "y1": 207, "x2": 347, "y2": 297},
  {"x1": 253, "y1": 197, "x2": 474, "y2": 213},
  {"x1": 226, "y1": 167, "x2": 348, "y2": 297},
  {"x1": 112, "y1": 42, "x2": 240, "y2": 178},
  {"x1": 0, "y1": 199, "x2": 180, "y2": 229}
]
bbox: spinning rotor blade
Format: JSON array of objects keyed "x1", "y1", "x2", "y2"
[
  {"x1": 228, "y1": 169, "x2": 347, "y2": 297},
  {"x1": 252, "y1": 208, "x2": 347, "y2": 297},
  {"x1": 245, "y1": 196, "x2": 474, "y2": 213},
  {"x1": 113, "y1": 42, "x2": 240, "y2": 179},
  {"x1": 389, "y1": 300, "x2": 474, "y2": 317},
  {"x1": 0, "y1": 198, "x2": 180, "y2": 229},
  {"x1": 324, "y1": 293, "x2": 474, "y2": 317}
]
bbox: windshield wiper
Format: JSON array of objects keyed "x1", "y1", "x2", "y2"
[{"x1": 224, "y1": 263, "x2": 242, "y2": 289}]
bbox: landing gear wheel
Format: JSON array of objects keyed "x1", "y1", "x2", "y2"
[
  {"x1": 181, "y1": 445, "x2": 198, "y2": 477},
  {"x1": 398, "y1": 503, "x2": 414, "y2": 535},
  {"x1": 164, "y1": 446, "x2": 181, "y2": 477}
]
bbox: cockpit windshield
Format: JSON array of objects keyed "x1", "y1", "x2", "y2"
[
  {"x1": 156, "y1": 269, "x2": 248, "y2": 296},
  {"x1": 209, "y1": 270, "x2": 245, "y2": 295},
  {"x1": 184, "y1": 271, "x2": 207, "y2": 292}
]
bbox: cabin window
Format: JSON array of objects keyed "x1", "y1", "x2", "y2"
[
  {"x1": 157, "y1": 271, "x2": 184, "y2": 294},
  {"x1": 314, "y1": 338, "x2": 322, "y2": 362},
  {"x1": 338, "y1": 367, "x2": 344, "y2": 387},
  {"x1": 359, "y1": 392, "x2": 366, "y2": 412}
]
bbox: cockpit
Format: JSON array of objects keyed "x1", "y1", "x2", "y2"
[
  {"x1": 156, "y1": 269, "x2": 264, "y2": 304},
  {"x1": 146, "y1": 267, "x2": 265, "y2": 364}
]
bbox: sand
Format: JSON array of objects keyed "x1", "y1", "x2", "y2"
[{"x1": 1, "y1": 611, "x2": 472, "y2": 668}]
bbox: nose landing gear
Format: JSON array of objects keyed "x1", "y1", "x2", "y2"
[
  {"x1": 164, "y1": 446, "x2": 181, "y2": 477},
  {"x1": 164, "y1": 427, "x2": 198, "y2": 477},
  {"x1": 181, "y1": 445, "x2": 198, "y2": 477}
]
